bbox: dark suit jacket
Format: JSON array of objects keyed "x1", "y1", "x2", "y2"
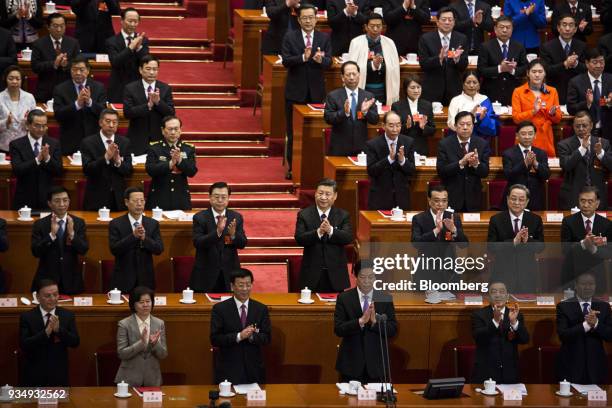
[
  {"x1": 294, "y1": 205, "x2": 353, "y2": 292},
  {"x1": 71, "y1": 0, "x2": 120, "y2": 53},
  {"x1": 31, "y1": 35, "x2": 80, "y2": 102},
  {"x1": 551, "y1": 0, "x2": 593, "y2": 43},
  {"x1": 0, "y1": 27, "x2": 15, "y2": 90},
  {"x1": 324, "y1": 87, "x2": 378, "y2": 155},
  {"x1": 418, "y1": 30, "x2": 469, "y2": 104},
  {"x1": 52, "y1": 79, "x2": 107, "y2": 155},
  {"x1": 557, "y1": 135, "x2": 612, "y2": 210},
  {"x1": 486, "y1": 210, "x2": 545, "y2": 292},
  {"x1": 190, "y1": 209, "x2": 248, "y2": 292},
  {"x1": 124, "y1": 80, "x2": 176, "y2": 155},
  {"x1": 383, "y1": 0, "x2": 431, "y2": 55},
  {"x1": 365, "y1": 134, "x2": 416, "y2": 210},
  {"x1": 334, "y1": 288, "x2": 397, "y2": 380},
  {"x1": 282, "y1": 29, "x2": 332, "y2": 102},
  {"x1": 108, "y1": 214, "x2": 164, "y2": 292},
  {"x1": 450, "y1": 0, "x2": 494, "y2": 54},
  {"x1": 80, "y1": 133, "x2": 133, "y2": 211},
  {"x1": 391, "y1": 98, "x2": 436, "y2": 155},
  {"x1": 105, "y1": 33, "x2": 150, "y2": 103},
  {"x1": 263, "y1": 0, "x2": 299, "y2": 55},
  {"x1": 540, "y1": 38, "x2": 587, "y2": 105},
  {"x1": 598, "y1": 32, "x2": 612, "y2": 73},
  {"x1": 9, "y1": 135, "x2": 63, "y2": 210},
  {"x1": 471, "y1": 306, "x2": 529, "y2": 383},
  {"x1": 327, "y1": 0, "x2": 371, "y2": 55},
  {"x1": 19, "y1": 306, "x2": 80, "y2": 386},
  {"x1": 31, "y1": 214, "x2": 88, "y2": 294},
  {"x1": 567, "y1": 73, "x2": 612, "y2": 136},
  {"x1": 477, "y1": 38, "x2": 528, "y2": 106},
  {"x1": 556, "y1": 298, "x2": 612, "y2": 384},
  {"x1": 501, "y1": 145, "x2": 550, "y2": 210},
  {"x1": 436, "y1": 135, "x2": 490, "y2": 211},
  {"x1": 210, "y1": 297, "x2": 271, "y2": 384}
]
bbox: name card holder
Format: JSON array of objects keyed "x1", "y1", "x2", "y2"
[
  {"x1": 546, "y1": 213, "x2": 564, "y2": 222},
  {"x1": 246, "y1": 390, "x2": 266, "y2": 401},
  {"x1": 143, "y1": 391, "x2": 163, "y2": 403},
  {"x1": 406, "y1": 212, "x2": 418, "y2": 222},
  {"x1": 95, "y1": 54, "x2": 109, "y2": 62},
  {"x1": 357, "y1": 389, "x2": 377, "y2": 400},
  {"x1": 73, "y1": 297, "x2": 93, "y2": 306},
  {"x1": 38, "y1": 396, "x2": 59, "y2": 405},
  {"x1": 0, "y1": 298, "x2": 17, "y2": 307},
  {"x1": 588, "y1": 390, "x2": 607, "y2": 401},
  {"x1": 503, "y1": 390, "x2": 522, "y2": 401},
  {"x1": 464, "y1": 296, "x2": 483, "y2": 305},
  {"x1": 536, "y1": 296, "x2": 555, "y2": 306},
  {"x1": 154, "y1": 296, "x2": 167, "y2": 306},
  {"x1": 424, "y1": 158, "x2": 437, "y2": 166},
  {"x1": 548, "y1": 158, "x2": 560, "y2": 167},
  {"x1": 462, "y1": 213, "x2": 481, "y2": 222}
]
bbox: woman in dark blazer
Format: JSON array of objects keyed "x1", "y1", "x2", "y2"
[{"x1": 391, "y1": 75, "x2": 435, "y2": 156}]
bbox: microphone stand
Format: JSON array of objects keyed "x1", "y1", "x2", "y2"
[{"x1": 376, "y1": 313, "x2": 396, "y2": 407}]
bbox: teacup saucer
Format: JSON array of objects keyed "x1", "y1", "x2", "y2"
[
  {"x1": 219, "y1": 391, "x2": 235, "y2": 398},
  {"x1": 298, "y1": 298, "x2": 315, "y2": 304},
  {"x1": 424, "y1": 298, "x2": 442, "y2": 304},
  {"x1": 479, "y1": 389, "x2": 499, "y2": 396},
  {"x1": 97, "y1": 217, "x2": 113, "y2": 222},
  {"x1": 390, "y1": 216, "x2": 405, "y2": 222},
  {"x1": 114, "y1": 392, "x2": 132, "y2": 398},
  {"x1": 555, "y1": 391, "x2": 573, "y2": 397},
  {"x1": 179, "y1": 299, "x2": 196, "y2": 304},
  {"x1": 17, "y1": 217, "x2": 33, "y2": 221},
  {"x1": 107, "y1": 300, "x2": 124, "y2": 305}
]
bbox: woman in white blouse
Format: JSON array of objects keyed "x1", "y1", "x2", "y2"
[
  {"x1": 447, "y1": 70, "x2": 499, "y2": 139},
  {"x1": 0, "y1": 65, "x2": 36, "y2": 152}
]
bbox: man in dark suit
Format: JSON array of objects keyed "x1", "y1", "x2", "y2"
[
  {"x1": 105, "y1": 8, "x2": 150, "y2": 103},
  {"x1": 411, "y1": 184, "x2": 468, "y2": 284},
  {"x1": 9, "y1": 110, "x2": 63, "y2": 210},
  {"x1": 335, "y1": 262, "x2": 397, "y2": 382},
  {"x1": 557, "y1": 111, "x2": 612, "y2": 210},
  {"x1": 295, "y1": 178, "x2": 353, "y2": 292},
  {"x1": 471, "y1": 281, "x2": 529, "y2": 383},
  {"x1": 556, "y1": 272, "x2": 612, "y2": 384},
  {"x1": 450, "y1": 0, "x2": 494, "y2": 55},
  {"x1": 501, "y1": 121, "x2": 550, "y2": 210},
  {"x1": 418, "y1": 7, "x2": 469, "y2": 104},
  {"x1": 71, "y1": 0, "x2": 120, "y2": 53},
  {"x1": 145, "y1": 116, "x2": 198, "y2": 210},
  {"x1": 436, "y1": 111, "x2": 490, "y2": 211},
  {"x1": 551, "y1": 0, "x2": 593, "y2": 43},
  {"x1": 31, "y1": 187, "x2": 88, "y2": 294},
  {"x1": 80, "y1": 109, "x2": 133, "y2": 211},
  {"x1": 327, "y1": 0, "x2": 371, "y2": 56},
  {"x1": 31, "y1": 13, "x2": 80, "y2": 103},
  {"x1": 263, "y1": 0, "x2": 299, "y2": 55},
  {"x1": 0, "y1": 27, "x2": 16, "y2": 91},
  {"x1": 384, "y1": 0, "x2": 431, "y2": 55},
  {"x1": 365, "y1": 110, "x2": 416, "y2": 210},
  {"x1": 561, "y1": 187, "x2": 612, "y2": 285},
  {"x1": 487, "y1": 184, "x2": 545, "y2": 292},
  {"x1": 477, "y1": 16, "x2": 528, "y2": 106},
  {"x1": 324, "y1": 61, "x2": 378, "y2": 156},
  {"x1": 190, "y1": 182, "x2": 248, "y2": 292},
  {"x1": 53, "y1": 55, "x2": 106, "y2": 155},
  {"x1": 567, "y1": 49, "x2": 612, "y2": 138},
  {"x1": 124, "y1": 55, "x2": 176, "y2": 155},
  {"x1": 282, "y1": 4, "x2": 332, "y2": 178},
  {"x1": 540, "y1": 15, "x2": 587, "y2": 105},
  {"x1": 0, "y1": 217, "x2": 7, "y2": 293},
  {"x1": 210, "y1": 268, "x2": 271, "y2": 384},
  {"x1": 19, "y1": 279, "x2": 80, "y2": 386},
  {"x1": 109, "y1": 187, "x2": 164, "y2": 292}
]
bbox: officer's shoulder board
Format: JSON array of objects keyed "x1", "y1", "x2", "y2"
[
  {"x1": 150, "y1": 140, "x2": 163, "y2": 146},
  {"x1": 183, "y1": 142, "x2": 195, "y2": 149}
]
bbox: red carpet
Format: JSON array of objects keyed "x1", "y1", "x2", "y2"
[
  {"x1": 159, "y1": 62, "x2": 234, "y2": 86},
  {"x1": 112, "y1": 16, "x2": 207, "y2": 41},
  {"x1": 192, "y1": 157, "x2": 286, "y2": 185},
  {"x1": 238, "y1": 209, "x2": 298, "y2": 244},
  {"x1": 178, "y1": 108, "x2": 261, "y2": 133}
]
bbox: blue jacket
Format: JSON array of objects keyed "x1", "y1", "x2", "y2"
[{"x1": 504, "y1": 0, "x2": 547, "y2": 49}]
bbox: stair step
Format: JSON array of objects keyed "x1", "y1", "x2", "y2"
[
  {"x1": 246, "y1": 236, "x2": 296, "y2": 247},
  {"x1": 149, "y1": 37, "x2": 210, "y2": 47},
  {"x1": 183, "y1": 131, "x2": 265, "y2": 142},
  {"x1": 188, "y1": 181, "x2": 293, "y2": 193},
  {"x1": 192, "y1": 192, "x2": 299, "y2": 208},
  {"x1": 170, "y1": 83, "x2": 236, "y2": 93},
  {"x1": 121, "y1": 3, "x2": 188, "y2": 15},
  {"x1": 150, "y1": 46, "x2": 212, "y2": 60},
  {"x1": 239, "y1": 247, "x2": 303, "y2": 262},
  {"x1": 174, "y1": 92, "x2": 241, "y2": 107},
  {"x1": 191, "y1": 141, "x2": 267, "y2": 155}
]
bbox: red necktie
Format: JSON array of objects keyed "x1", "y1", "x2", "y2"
[
  {"x1": 585, "y1": 219, "x2": 592, "y2": 234},
  {"x1": 240, "y1": 304, "x2": 247, "y2": 328},
  {"x1": 306, "y1": 34, "x2": 311, "y2": 48}
]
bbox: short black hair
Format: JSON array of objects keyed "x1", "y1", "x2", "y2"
[
  {"x1": 46, "y1": 12, "x2": 65, "y2": 26},
  {"x1": 574, "y1": 110, "x2": 593, "y2": 122},
  {"x1": 209, "y1": 181, "x2": 231, "y2": 195},
  {"x1": 129, "y1": 286, "x2": 155, "y2": 313},
  {"x1": 353, "y1": 259, "x2": 374, "y2": 277},
  {"x1": 99, "y1": 108, "x2": 119, "y2": 120},
  {"x1": 579, "y1": 186, "x2": 600, "y2": 200},
  {"x1": 437, "y1": 6, "x2": 456, "y2": 19},
  {"x1": 527, "y1": 58, "x2": 545, "y2": 72},
  {"x1": 515, "y1": 121, "x2": 536, "y2": 134},
  {"x1": 230, "y1": 268, "x2": 254, "y2": 283},
  {"x1": 47, "y1": 185, "x2": 70, "y2": 202},
  {"x1": 27, "y1": 108, "x2": 46, "y2": 124},
  {"x1": 70, "y1": 54, "x2": 91, "y2": 70},
  {"x1": 584, "y1": 48, "x2": 603, "y2": 62},
  {"x1": 124, "y1": 186, "x2": 144, "y2": 200},
  {"x1": 3, "y1": 64, "x2": 21, "y2": 85},
  {"x1": 162, "y1": 115, "x2": 182, "y2": 128},
  {"x1": 316, "y1": 178, "x2": 337, "y2": 192},
  {"x1": 428, "y1": 184, "x2": 447, "y2": 198},
  {"x1": 461, "y1": 70, "x2": 479, "y2": 84},
  {"x1": 121, "y1": 7, "x2": 140, "y2": 19},
  {"x1": 140, "y1": 55, "x2": 160, "y2": 68},
  {"x1": 454, "y1": 111, "x2": 475, "y2": 125},
  {"x1": 298, "y1": 3, "x2": 317, "y2": 16},
  {"x1": 366, "y1": 13, "x2": 383, "y2": 24},
  {"x1": 556, "y1": 13, "x2": 576, "y2": 25},
  {"x1": 495, "y1": 15, "x2": 513, "y2": 26},
  {"x1": 400, "y1": 75, "x2": 422, "y2": 99},
  {"x1": 341, "y1": 60, "x2": 359, "y2": 75},
  {"x1": 37, "y1": 278, "x2": 58, "y2": 292}
]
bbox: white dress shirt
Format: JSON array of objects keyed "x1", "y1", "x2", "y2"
[
  {"x1": 136, "y1": 314, "x2": 151, "y2": 344},
  {"x1": 577, "y1": 297, "x2": 598, "y2": 332},
  {"x1": 385, "y1": 134, "x2": 406, "y2": 165},
  {"x1": 143, "y1": 79, "x2": 157, "y2": 97},
  {"x1": 356, "y1": 286, "x2": 374, "y2": 327},
  {"x1": 316, "y1": 207, "x2": 334, "y2": 238},
  {"x1": 39, "y1": 306, "x2": 56, "y2": 325},
  {"x1": 509, "y1": 210, "x2": 524, "y2": 231},
  {"x1": 128, "y1": 213, "x2": 143, "y2": 231}
]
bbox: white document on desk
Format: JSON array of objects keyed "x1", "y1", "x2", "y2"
[
  {"x1": 131, "y1": 154, "x2": 147, "y2": 165},
  {"x1": 572, "y1": 384, "x2": 603, "y2": 394},
  {"x1": 496, "y1": 384, "x2": 527, "y2": 395},
  {"x1": 234, "y1": 383, "x2": 261, "y2": 394}
]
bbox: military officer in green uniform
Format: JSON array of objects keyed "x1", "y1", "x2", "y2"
[{"x1": 145, "y1": 115, "x2": 198, "y2": 210}]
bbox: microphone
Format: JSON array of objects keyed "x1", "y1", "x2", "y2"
[{"x1": 376, "y1": 313, "x2": 387, "y2": 321}]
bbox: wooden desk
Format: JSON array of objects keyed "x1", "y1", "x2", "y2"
[{"x1": 18, "y1": 59, "x2": 111, "y2": 86}]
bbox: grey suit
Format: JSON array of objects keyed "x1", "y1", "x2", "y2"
[{"x1": 114, "y1": 314, "x2": 167, "y2": 386}]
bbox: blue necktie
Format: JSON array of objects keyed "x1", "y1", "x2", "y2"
[
  {"x1": 501, "y1": 43, "x2": 508, "y2": 60},
  {"x1": 467, "y1": 1, "x2": 474, "y2": 17},
  {"x1": 564, "y1": 43, "x2": 570, "y2": 56},
  {"x1": 33, "y1": 141, "x2": 39, "y2": 157},
  {"x1": 362, "y1": 295, "x2": 369, "y2": 313},
  {"x1": 350, "y1": 92, "x2": 357, "y2": 120},
  {"x1": 57, "y1": 219, "x2": 65, "y2": 241},
  {"x1": 582, "y1": 302, "x2": 589, "y2": 315}
]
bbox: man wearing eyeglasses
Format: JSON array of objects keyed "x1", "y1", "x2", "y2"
[{"x1": 190, "y1": 181, "x2": 248, "y2": 292}]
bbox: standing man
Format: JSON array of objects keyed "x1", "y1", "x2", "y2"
[
  {"x1": 262, "y1": 0, "x2": 299, "y2": 55},
  {"x1": 323, "y1": 61, "x2": 378, "y2": 156},
  {"x1": 436, "y1": 111, "x2": 490, "y2": 211},
  {"x1": 145, "y1": 116, "x2": 198, "y2": 210},
  {"x1": 477, "y1": 16, "x2": 528, "y2": 106},
  {"x1": 190, "y1": 182, "x2": 248, "y2": 292},
  {"x1": 71, "y1": 0, "x2": 120, "y2": 53},
  {"x1": 551, "y1": 0, "x2": 593, "y2": 43},
  {"x1": 365, "y1": 110, "x2": 416, "y2": 210},
  {"x1": 106, "y1": 8, "x2": 150, "y2": 103},
  {"x1": 557, "y1": 111, "x2": 612, "y2": 210},
  {"x1": 109, "y1": 187, "x2": 164, "y2": 292},
  {"x1": 334, "y1": 262, "x2": 397, "y2": 382},
  {"x1": 31, "y1": 187, "x2": 88, "y2": 294},
  {"x1": 80, "y1": 109, "x2": 133, "y2": 211},
  {"x1": 124, "y1": 55, "x2": 176, "y2": 155},
  {"x1": 9, "y1": 110, "x2": 62, "y2": 210},
  {"x1": 418, "y1": 7, "x2": 469, "y2": 104},
  {"x1": 30, "y1": 13, "x2": 79, "y2": 103},
  {"x1": 210, "y1": 268, "x2": 271, "y2": 384},
  {"x1": 383, "y1": 0, "x2": 432, "y2": 56},
  {"x1": 450, "y1": 0, "x2": 494, "y2": 55},
  {"x1": 327, "y1": 0, "x2": 371, "y2": 56},
  {"x1": 19, "y1": 279, "x2": 80, "y2": 386},
  {"x1": 53, "y1": 55, "x2": 107, "y2": 155},
  {"x1": 282, "y1": 4, "x2": 332, "y2": 179}
]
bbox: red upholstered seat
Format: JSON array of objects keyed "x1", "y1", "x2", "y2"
[
  {"x1": 323, "y1": 128, "x2": 331, "y2": 154},
  {"x1": 47, "y1": 124, "x2": 60, "y2": 139},
  {"x1": 75, "y1": 179, "x2": 87, "y2": 210},
  {"x1": 143, "y1": 179, "x2": 151, "y2": 198},
  {"x1": 171, "y1": 256, "x2": 195, "y2": 292},
  {"x1": 546, "y1": 178, "x2": 563, "y2": 211},
  {"x1": 286, "y1": 255, "x2": 302, "y2": 293},
  {"x1": 99, "y1": 259, "x2": 115, "y2": 292},
  {"x1": 356, "y1": 179, "x2": 370, "y2": 212},
  {"x1": 498, "y1": 125, "x2": 516, "y2": 154},
  {"x1": 453, "y1": 344, "x2": 475, "y2": 380},
  {"x1": 94, "y1": 346, "x2": 120, "y2": 386},
  {"x1": 486, "y1": 180, "x2": 507, "y2": 210},
  {"x1": 538, "y1": 345, "x2": 559, "y2": 383}
]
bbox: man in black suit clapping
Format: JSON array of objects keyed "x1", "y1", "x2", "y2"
[
  {"x1": 71, "y1": 0, "x2": 120, "y2": 53},
  {"x1": 384, "y1": 0, "x2": 431, "y2": 55},
  {"x1": 450, "y1": 0, "x2": 494, "y2": 55},
  {"x1": 327, "y1": 0, "x2": 371, "y2": 56}
]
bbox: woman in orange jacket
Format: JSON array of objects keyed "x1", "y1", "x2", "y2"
[{"x1": 511, "y1": 59, "x2": 562, "y2": 157}]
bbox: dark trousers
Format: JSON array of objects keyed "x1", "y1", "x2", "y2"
[
  {"x1": 212, "y1": 271, "x2": 230, "y2": 292},
  {"x1": 313, "y1": 268, "x2": 335, "y2": 292}
]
